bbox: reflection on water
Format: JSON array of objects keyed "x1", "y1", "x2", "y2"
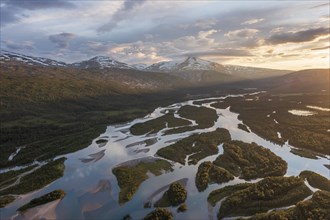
[
  {"x1": 1, "y1": 92, "x2": 329, "y2": 220},
  {"x1": 288, "y1": 109, "x2": 316, "y2": 116}
]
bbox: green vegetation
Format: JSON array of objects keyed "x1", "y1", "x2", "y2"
[
  {"x1": 218, "y1": 176, "x2": 312, "y2": 218},
  {"x1": 144, "y1": 208, "x2": 173, "y2": 220},
  {"x1": 213, "y1": 141, "x2": 287, "y2": 180},
  {"x1": 249, "y1": 190, "x2": 330, "y2": 220},
  {"x1": 0, "y1": 158, "x2": 66, "y2": 196},
  {"x1": 95, "y1": 139, "x2": 108, "y2": 144},
  {"x1": 0, "y1": 62, "x2": 193, "y2": 170},
  {"x1": 164, "y1": 105, "x2": 218, "y2": 135},
  {"x1": 208, "y1": 183, "x2": 253, "y2": 206},
  {"x1": 112, "y1": 159, "x2": 173, "y2": 204},
  {"x1": 130, "y1": 113, "x2": 191, "y2": 135},
  {"x1": 157, "y1": 128, "x2": 231, "y2": 165},
  {"x1": 237, "y1": 123, "x2": 250, "y2": 132},
  {"x1": 155, "y1": 182, "x2": 187, "y2": 207},
  {"x1": 299, "y1": 170, "x2": 330, "y2": 191},
  {"x1": 0, "y1": 195, "x2": 16, "y2": 208},
  {"x1": 0, "y1": 165, "x2": 37, "y2": 188},
  {"x1": 195, "y1": 162, "x2": 234, "y2": 192},
  {"x1": 18, "y1": 189, "x2": 65, "y2": 212},
  {"x1": 177, "y1": 203, "x2": 188, "y2": 212},
  {"x1": 290, "y1": 148, "x2": 319, "y2": 159},
  {"x1": 212, "y1": 92, "x2": 330, "y2": 155}
]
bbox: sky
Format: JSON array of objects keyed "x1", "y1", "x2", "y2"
[{"x1": 0, "y1": 0, "x2": 329, "y2": 70}]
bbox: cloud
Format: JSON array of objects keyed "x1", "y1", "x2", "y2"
[
  {"x1": 183, "y1": 49, "x2": 252, "y2": 57},
  {"x1": 49, "y1": 33, "x2": 76, "y2": 48},
  {"x1": 0, "y1": 0, "x2": 75, "y2": 26},
  {"x1": 98, "y1": 0, "x2": 147, "y2": 33},
  {"x1": 266, "y1": 27, "x2": 330, "y2": 45},
  {"x1": 241, "y1": 18, "x2": 264, "y2": 25},
  {"x1": 311, "y1": 45, "x2": 330, "y2": 50},
  {"x1": 2, "y1": 40, "x2": 34, "y2": 50},
  {"x1": 2, "y1": 0, "x2": 75, "y2": 10},
  {"x1": 225, "y1": 28, "x2": 259, "y2": 39}
]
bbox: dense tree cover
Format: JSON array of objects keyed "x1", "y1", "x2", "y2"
[
  {"x1": 290, "y1": 148, "x2": 319, "y2": 159},
  {"x1": 0, "y1": 158, "x2": 66, "y2": 196},
  {"x1": 195, "y1": 162, "x2": 234, "y2": 192},
  {"x1": 249, "y1": 190, "x2": 330, "y2": 220},
  {"x1": 164, "y1": 105, "x2": 218, "y2": 134},
  {"x1": 157, "y1": 128, "x2": 231, "y2": 165},
  {"x1": 213, "y1": 141, "x2": 287, "y2": 180},
  {"x1": 299, "y1": 170, "x2": 330, "y2": 191},
  {"x1": 18, "y1": 189, "x2": 65, "y2": 212},
  {"x1": 130, "y1": 113, "x2": 191, "y2": 135},
  {"x1": 143, "y1": 208, "x2": 173, "y2": 220},
  {"x1": 218, "y1": 176, "x2": 312, "y2": 218},
  {"x1": 155, "y1": 182, "x2": 187, "y2": 207},
  {"x1": 0, "y1": 165, "x2": 37, "y2": 189},
  {"x1": 237, "y1": 123, "x2": 250, "y2": 132},
  {"x1": 208, "y1": 183, "x2": 253, "y2": 207},
  {"x1": 112, "y1": 159, "x2": 173, "y2": 204},
  {"x1": 212, "y1": 92, "x2": 330, "y2": 155}
]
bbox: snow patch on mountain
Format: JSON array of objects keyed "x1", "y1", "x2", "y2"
[{"x1": 0, "y1": 50, "x2": 67, "y2": 67}]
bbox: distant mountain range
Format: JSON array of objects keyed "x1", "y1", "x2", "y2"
[{"x1": 0, "y1": 50, "x2": 289, "y2": 83}]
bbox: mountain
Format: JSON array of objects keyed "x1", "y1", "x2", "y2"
[
  {"x1": 145, "y1": 57, "x2": 225, "y2": 72},
  {"x1": 0, "y1": 50, "x2": 289, "y2": 81},
  {"x1": 222, "y1": 65, "x2": 289, "y2": 79},
  {"x1": 145, "y1": 56, "x2": 289, "y2": 80},
  {"x1": 71, "y1": 56, "x2": 134, "y2": 70},
  {"x1": 271, "y1": 69, "x2": 330, "y2": 92},
  {"x1": 131, "y1": 63, "x2": 148, "y2": 70},
  {"x1": 0, "y1": 50, "x2": 67, "y2": 67}
]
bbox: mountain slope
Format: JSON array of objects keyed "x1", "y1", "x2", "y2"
[
  {"x1": 0, "y1": 50, "x2": 67, "y2": 67},
  {"x1": 271, "y1": 69, "x2": 330, "y2": 92},
  {"x1": 71, "y1": 56, "x2": 134, "y2": 69}
]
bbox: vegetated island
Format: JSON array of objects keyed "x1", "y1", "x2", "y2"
[
  {"x1": 130, "y1": 113, "x2": 191, "y2": 135},
  {"x1": 0, "y1": 157, "x2": 66, "y2": 207},
  {"x1": 213, "y1": 141, "x2": 287, "y2": 180},
  {"x1": 143, "y1": 208, "x2": 173, "y2": 220},
  {"x1": 208, "y1": 183, "x2": 253, "y2": 207},
  {"x1": 112, "y1": 159, "x2": 173, "y2": 204},
  {"x1": 154, "y1": 182, "x2": 187, "y2": 207},
  {"x1": 195, "y1": 161, "x2": 234, "y2": 192},
  {"x1": 299, "y1": 170, "x2": 330, "y2": 191},
  {"x1": 217, "y1": 176, "x2": 312, "y2": 219},
  {"x1": 18, "y1": 189, "x2": 65, "y2": 212},
  {"x1": 164, "y1": 105, "x2": 218, "y2": 135},
  {"x1": 248, "y1": 190, "x2": 330, "y2": 220},
  {"x1": 157, "y1": 128, "x2": 231, "y2": 165}
]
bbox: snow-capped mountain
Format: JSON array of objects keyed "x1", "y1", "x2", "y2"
[
  {"x1": 0, "y1": 50, "x2": 67, "y2": 67},
  {"x1": 72, "y1": 56, "x2": 134, "y2": 70},
  {"x1": 145, "y1": 57, "x2": 225, "y2": 73},
  {"x1": 131, "y1": 63, "x2": 148, "y2": 70}
]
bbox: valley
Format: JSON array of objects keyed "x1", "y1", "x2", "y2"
[{"x1": 0, "y1": 51, "x2": 329, "y2": 220}]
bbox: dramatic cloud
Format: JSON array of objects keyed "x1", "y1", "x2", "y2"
[
  {"x1": 0, "y1": 0, "x2": 75, "y2": 26},
  {"x1": 98, "y1": 0, "x2": 147, "y2": 32},
  {"x1": 49, "y1": 33, "x2": 76, "y2": 48},
  {"x1": 225, "y1": 29, "x2": 259, "y2": 39},
  {"x1": 266, "y1": 27, "x2": 330, "y2": 45},
  {"x1": 241, "y1": 18, "x2": 264, "y2": 25},
  {"x1": 2, "y1": 40, "x2": 34, "y2": 50},
  {"x1": 183, "y1": 49, "x2": 253, "y2": 57}
]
